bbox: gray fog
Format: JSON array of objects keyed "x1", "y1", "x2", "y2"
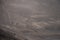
[{"x1": 0, "y1": 0, "x2": 60, "y2": 40}]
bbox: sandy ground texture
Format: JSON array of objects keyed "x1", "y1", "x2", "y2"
[{"x1": 0, "y1": 0, "x2": 60, "y2": 40}]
